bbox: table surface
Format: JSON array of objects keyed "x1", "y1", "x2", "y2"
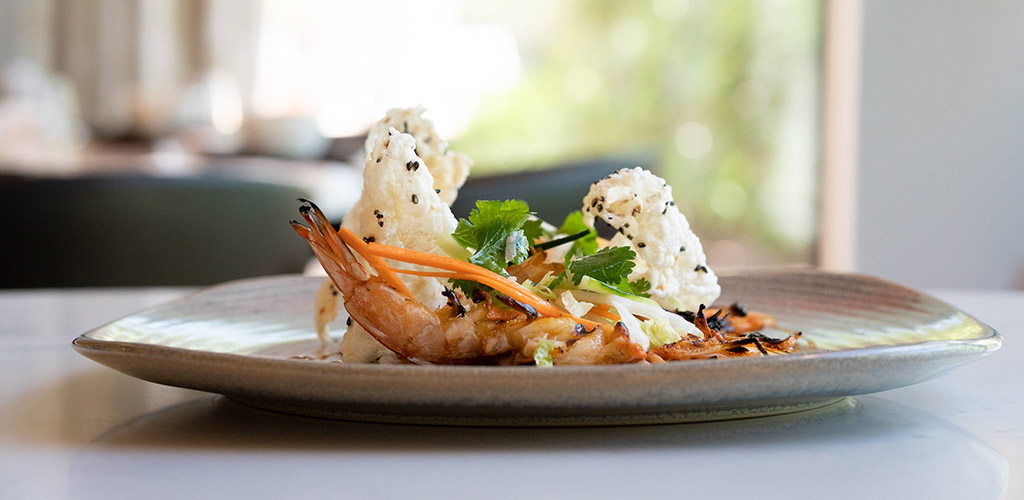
[{"x1": 0, "y1": 285, "x2": 1020, "y2": 500}]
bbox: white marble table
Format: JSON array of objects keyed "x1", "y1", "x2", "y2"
[{"x1": 0, "y1": 286, "x2": 1020, "y2": 500}]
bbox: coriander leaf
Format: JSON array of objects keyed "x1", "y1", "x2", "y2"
[
  {"x1": 557, "y1": 210, "x2": 588, "y2": 234},
  {"x1": 450, "y1": 278, "x2": 485, "y2": 297},
  {"x1": 602, "y1": 275, "x2": 652, "y2": 298},
  {"x1": 557, "y1": 210, "x2": 598, "y2": 257},
  {"x1": 566, "y1": 246, "x2": 637, "y2": 286},
  {"x1": 626, "y1": 277, "x2": 652, "y2": 296},
  {"x1": 603, "y1": 276, "x2": 652, "y2": 298},
  {"x1": 522, "y1": 219, "x2": 545, "y2": 244},
  {"x1": 451, "y1": 200, "x2": 533, "y2": 273},
  {"x1": 600, "y1": 277, "x2": 652, "y2": 299},
  {"x1": 565, "y1": 245, "x2": 652, "y2": 299}
]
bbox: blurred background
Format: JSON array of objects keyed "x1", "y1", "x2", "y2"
[{"x1": 0, "y1": 0, "x2": 1020, "y2": 290}]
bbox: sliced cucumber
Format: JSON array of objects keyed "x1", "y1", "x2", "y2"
[
  {"x1": 576, "y1": 275, "x2": 659, "y2": 306},
  {"x1": 436, "y1": 233, "x2": 472, "y2": 261}
]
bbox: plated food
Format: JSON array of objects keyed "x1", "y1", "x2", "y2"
[
  {"x1": 293, "y1": 108, "x2": 801, "y2": 366},
  {"x1": 70, "y1": 107, "x2": 1000, "y2": 423},
  {"x1": 71, "y1": 272, "x2": 1001, "y2": 425}
]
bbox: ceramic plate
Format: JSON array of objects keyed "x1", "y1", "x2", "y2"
[{"x1": 72, "y1": 272, "x2": 1000, "y2": 426}]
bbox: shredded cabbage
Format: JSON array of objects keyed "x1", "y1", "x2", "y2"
[
  {"x1": 521, "y1": 271, "x2": 559, "y2": 301},
  {"x1": 559, "y1": 290, "x2": 594, "y2": 318},
  {"x1": 572, "y1": 290, "x2": 704, "y2": 340},
  {"x1": 641, "y1": 317, "x2": 682, "y2": 348},
  {"x1": 606, "y1": 297, "x2": 650, "y2": 350},
  {"x1": 534, "y1": 339, "x2": 556, "y2": 367}
]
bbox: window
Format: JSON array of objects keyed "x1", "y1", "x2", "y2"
[{"x1": 1, "y1": 0, "x2": 822, "y2": 270}]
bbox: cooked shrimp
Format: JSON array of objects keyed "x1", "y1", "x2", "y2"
[{"x1": 292, "y1": 200, "x2": 644, "y2": 365}]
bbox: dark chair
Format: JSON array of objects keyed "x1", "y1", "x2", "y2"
[
  {"x1": 0, "y1": 174, "x2": 313, "y2": 287},
  {"x1": 450, "y1": 153, "x2": 652, "y2": 225}
]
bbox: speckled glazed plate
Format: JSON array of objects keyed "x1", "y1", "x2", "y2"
[{"x1": 73, "y1": 272, "x2": 1000, "y2": 426}]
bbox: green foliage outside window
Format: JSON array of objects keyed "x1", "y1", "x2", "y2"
[{"x1": 452, "y1": 0, "x2": 821, "y2": 267}]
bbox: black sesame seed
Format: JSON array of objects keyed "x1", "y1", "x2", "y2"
[
  {"x1": 632, "y1": 207, "x2": 641, "y2": 216},
  {"x1": 695, "y1": 264, "x2": 708, "y2": 273},
  {"x1": 627, "y1": 234, "x2": 634, "y2": 240},
  {"x1": 362, "y1": 236, "x2": 375, "y2": 243},
  {"x1": 638, "y1": 242, "x2": 646, "y2": 248},
  {"x1": 591, "y1": 198, "x2": 598, "y2": 208},
  {"x1": 679, "y1": 245, "x2": 686, "y2": 252},
  {"x1": 435, "y1": 189, "x2": 441, "y2": 193},
  {"x1": 378, "y1": 220, "x2": 384, "y2": 227},
  {"x1": 596, "y1": 204, "x2": 603, "y2": 211},
  {"x1": 346, "y1": 317, "x2": 352, "y2": 326},
  {"x1": 411, "y1": 194, "x2": 419, "y2": 204},
  {"x1": 375, "y1": 157, "x2": 381, "y2": 163}
]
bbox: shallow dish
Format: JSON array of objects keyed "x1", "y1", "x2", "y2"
[{"x1": 72, "y1": 272, "x2": 1000, "y2": 426}]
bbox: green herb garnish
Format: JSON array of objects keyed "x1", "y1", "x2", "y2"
[
  {"x1": 557, "y1": 210, "x2": 598, "y2": 258},
  {"x1": 450, "y1": 200, "x2": 535, "y2": 295},
  {"x1": 452, "y1": 200, "x2": 533, "y2": 272},
  {"x1": 566, "y1": 246, "x2": 651, "y2": 297}
]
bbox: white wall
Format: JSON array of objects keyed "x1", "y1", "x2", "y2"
[{"x1": 856, "y1": 0, "x2": 1024, "y2": 289}]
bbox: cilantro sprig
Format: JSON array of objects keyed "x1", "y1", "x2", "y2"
[
  {"x1": 555, "y1": 210, "x2": 598, "y2": 258},
  {"x1": 452, "y1": 200, "x2": 534, "y2": 272},
  {"x1": 450, "y1": 200, "x2": 537, "y2": 295},
  {"x1": 566, "y1": 246, "x2": 652, "y2": 297}
]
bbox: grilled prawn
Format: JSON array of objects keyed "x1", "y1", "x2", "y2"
[{"x1": 291, "y1": 200, "x2": 645, "y2": 365}]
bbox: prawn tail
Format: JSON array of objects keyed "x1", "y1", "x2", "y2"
[{"x1": 293, "y1": 199, "x2": 370, "y2": 295}]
